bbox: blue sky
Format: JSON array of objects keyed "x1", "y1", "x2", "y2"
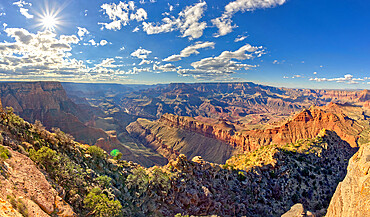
[{"x1": 0, "y1": 0, "x2": 369, "y2": 88}]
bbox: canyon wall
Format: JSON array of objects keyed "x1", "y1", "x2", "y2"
[{"x1": 159, "y1": 104, "x2": 363, "y2": 153}]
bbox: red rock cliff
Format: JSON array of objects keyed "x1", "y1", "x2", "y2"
[{"x1": 160, "y1": 105, "x2": 363, "y2": 152}]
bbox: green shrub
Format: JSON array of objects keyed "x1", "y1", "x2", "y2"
[
  {"x1": 150, "y1": 167, "x2": 171, "y2": 191},
  {"x1": 0, "y1": 145, "x2": 11, "y2": 162},
  {"x1": 126, "y1": 167, "x2": 149, "y2": 194},
  {"x1": 29, "y1": 146, "x2": 85, "y2": 194},
  {"x1": 29, "y1": 146, "x2": 58, "y2": 172},
  {"x1": 95, "y1": 175, "x2": 112, "y2": 189},
  {"x1": 113, "y1": 152, "x2": 123, "y2": 161},
  {"x1": 84, "y1": 187, "x2": 122, "y2": 217},
  {"x1": 87, "y1": 146, "x2": 106, "y2": 159},
  {"x1": 174, "y1": 214, "x2": 190, "y2": 217}
]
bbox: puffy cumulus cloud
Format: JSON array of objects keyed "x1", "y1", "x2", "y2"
[
  {"x1": 100, "y1": 40, "x2": 108, "y2": 46},
  {"x1": 0, "y1": 28, "x2": 137, "y2": 83},
  {"x1": 19, "y1": 8, "x2": 33, "y2": 19},
  {"x1": 163, "y1": 41, "x2": 215, "y2": 62},
  {"x1": 142, "y1": 2, "x2": 207, "y2": 40},
  {"x1": 153, "y1": 63, "x2": 177, "y2": 72},
  {"x1": 309, "y1": 74, "x2": 365, "y2": 84},
  {"x1": 131, "y1": 48, "x2": 152, "y2": 59},
  {"x1": 0, "y1": 28, "x2": 83, "y2": 77},
  {"x1": 13, "y1": 0, "x2": 34, "y2": 19},
  {"x1": 88, "y1": 39, "x2": 96, "y2": 46},
  {"x1": 212, "y1": 0, "x2": 286, "y2": 36},
  {"x1": 99, "y1": 1, "x2": 148, "y2": 30},
  {"x1": 178, "y1": 43, "x2": 264, "y2": 79},
  {"x1": 86, "y1": 39, "x2": 109, "y2": 46},
  {"x1": 77, "y1": 27, "x2": 89, "y2": 38}
]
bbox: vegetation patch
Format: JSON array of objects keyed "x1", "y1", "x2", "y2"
[{"x1": 83, "y1": 187, "x2": 122, "y2": 217}]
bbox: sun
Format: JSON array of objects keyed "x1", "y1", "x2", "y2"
[
  {"x1": 41, "y1": 14, "x2": 59, "y2": 31},
  {"x1": 34, "y1": 1, "x2": 65, "y2": 32}
]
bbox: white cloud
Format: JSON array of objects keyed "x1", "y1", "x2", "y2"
[
  {"x1": 13, "y1": 0, "x2": 32, "y2": 7},
  {"x1": 131, "y1": 48, "x2": 152, "y2": 59},
  {"x1": 100, "y1": 40, "x2": 108, "y2": 46},
  {"x1": 120, "y1": 46, "x2": 125, "y2": 50},
  {"x1": 212, "y1": 0, "x2": 286, "y2": 36},
  {"x1": 13, "y1": 0, "x2": 34, "y2": 19},
  {"x1": 313, "y1": 71, "x2": 317, "y2": 74},
  {"x1": 132, "y1": 26, "x2": 140, "y2": 32},
  {"x1": 153, "y1": 63, "x2": 177, "y2": 72},
  {"x1": 309, "y1": 74, "x2": 365, "y2": 84},
  {"x1": 0, "y1": 28, "x2": 140, "y2": 82},
  {"x1": 139, "y1": 59, "x2": 153, "y2": 65},
  {"x1": 142, "y1": 2, "x2": 207, "y2": 39},
  {"x1": 0, "y1": 28, "x2": 83, "y2": 77},
  {"x1": 273, "y1": 60, "x2": 279, "y2": 64},
  {"x1": 234, "y1": 35, "x2": 248, "y2": 42},
  {"x1": 99, "y1": 1, "x2": 148, "y2": 30},
  {"x1": 95, "y1": 58, "x2": 122, "y2": 68},
  {"x1": 89, "y1": 39, "x2": 96, "y2": 46},
  {"x1": 19, "y1": 8, "x2": 33, "y2": 19},
  {"x1": 163, "y1": 41, "x2": 215, "y2": 62},
  {"x1": 77, "y1": 27, "x2": 89, "y2": 38},
  {"x1": 178, "y1": 43, "x2": 264, "y2": 79}
]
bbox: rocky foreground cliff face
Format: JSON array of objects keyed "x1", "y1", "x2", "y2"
[{"x1": 325, "y1": 143, "x2": 370, "y2": 217}]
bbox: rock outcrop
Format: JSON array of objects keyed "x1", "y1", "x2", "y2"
[
  {"x1": 158, "y1": 105, "x2": 363, "y2": 153},
  {"x1": 0, "y1": 147, "x2": 76, "y2": 217},
  {"x1": 325, "y1": 143, "x2": 370, "y2": 217},
  {"x1": 281, "y1": 203, "x2": 314, "y2": 217},
  {"x1": 0, "y1": 81, "x2": 107, "y2": 145},
  {"x1": 0, "y1": 197, "x2": 23, "y2": 217}
]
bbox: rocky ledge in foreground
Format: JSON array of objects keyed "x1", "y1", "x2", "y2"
[{"x1": 325, "y1": 143, "x2": 370, "y2": 217}]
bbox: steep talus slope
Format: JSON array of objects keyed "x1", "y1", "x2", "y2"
[
  {"x1": 126, "y1": 118, "x2": 241, "y2": 164},
  {"x1": 0, "y1": 148, "x2": 75, "y2": 216},
  {"x1": 325, "y1": 143, "x2": 370, "y2": 217}
]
